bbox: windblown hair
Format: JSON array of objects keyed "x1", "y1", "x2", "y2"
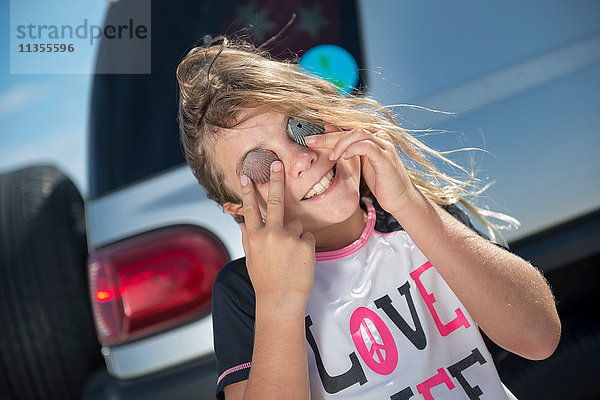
[{"x1": 176, "y1": 36, "x2": 517, "y2": 244}]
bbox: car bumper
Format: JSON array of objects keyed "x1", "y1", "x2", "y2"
[{"x1": 81, "y1": 354, "x2": 217, "y2": 400}]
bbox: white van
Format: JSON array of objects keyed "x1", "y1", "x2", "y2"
[{"x1": 1, "y1": 1, "x2": 598, "y2": 399}]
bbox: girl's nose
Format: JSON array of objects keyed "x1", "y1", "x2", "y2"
[{"x1": 286, "y1": 146, "x2": 318, "y2": 178}]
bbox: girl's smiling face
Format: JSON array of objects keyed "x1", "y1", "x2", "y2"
[{"x1": 213, "y1": 108, "x2": 363, "y2": 232}]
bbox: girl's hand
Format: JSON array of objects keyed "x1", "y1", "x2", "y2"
[
  {"x1": 306, "y1": 128, "x2": 415, "y2": 216},
  {"x1": 239, "y1": 160, "x2": 316, "y2": 308}
]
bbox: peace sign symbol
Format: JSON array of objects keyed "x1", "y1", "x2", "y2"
[{"x1": 349, "y1": 307, "x2": 398, "y2": 375}]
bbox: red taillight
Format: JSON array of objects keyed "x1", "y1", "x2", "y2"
[{"x1": 88, "y1": 226, "x2": 229, "y2": 346}]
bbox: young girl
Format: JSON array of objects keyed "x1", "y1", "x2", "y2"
[{"x1": 176, "y1": 37, "x2": 560, "y2": 400}]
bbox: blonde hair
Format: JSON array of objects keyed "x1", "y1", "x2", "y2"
[{"x1": 176, "y1": 36, "x2": 517, "y2": 244}]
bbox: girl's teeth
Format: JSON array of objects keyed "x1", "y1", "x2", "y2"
[
  {"x1": 303, "y1": 168, "x2": 335, "y2": 199},
  {"x1": 313, "y1": 182, "x2": 326, "y2": 193}
]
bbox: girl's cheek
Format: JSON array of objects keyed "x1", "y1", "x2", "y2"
[{"x1": 340, "y1": 157, "x2": 362, "y2": 185}]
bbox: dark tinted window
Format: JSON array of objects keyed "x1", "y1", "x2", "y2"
[{"x1": 88, "y1": 0, "x2": 364, "y2": 199}]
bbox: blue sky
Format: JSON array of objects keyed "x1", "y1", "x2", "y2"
[{"x1": 0, "y1": 0, "x2": 105, "y2": 194}]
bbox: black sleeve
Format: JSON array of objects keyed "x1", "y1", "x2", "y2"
[
  {"x1": 212, "y1": 257, "x2": 256, "y2": 399},
  {"x1": 440, "y1": 203, "x2": 511, "y2": 250},
  {"x1": 439, "y1": 204, "x2": 492, "y2": 241},
  {"x1": 372, "y1": 197, "x2": 505, "y2": 247}
]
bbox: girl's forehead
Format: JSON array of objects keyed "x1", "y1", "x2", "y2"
[
  {"x1": 236, "y1": 109, "x2": 286, "y2": 130},
  {"x1": 219, "y1": 110, "x2": 286, "y2": 142}
]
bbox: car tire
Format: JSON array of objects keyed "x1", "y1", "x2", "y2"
[{"x1": 0, "y1": 165, "x2": 102, "y2": 400}]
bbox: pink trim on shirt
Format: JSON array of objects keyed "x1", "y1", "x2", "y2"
[
  {"x1": 217, "y1": 362, "x2": 252, "y2": 385},
  {"x1": 316, "y1": 200, "x2": 376, "y2": 261}
]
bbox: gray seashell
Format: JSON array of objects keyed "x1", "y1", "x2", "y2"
[
  {"x1": 241, "y1": 149, "x2": 279, "y2": 183},
  {"x1": 287, "y1": 117, "x2": 325, "y2": 147}
]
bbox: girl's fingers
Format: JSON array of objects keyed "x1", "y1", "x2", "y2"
[
  {"x1": 285, "y1": 219, "x2": 304, "y2": 237},
  {"x1": 340, "y1": 140, "x2": 388, "y2": 172},
  {"x1": 240, "y1": 174, "x2": 263, "y2": 231},
  {"x1": 265, "y1": 161, "x2": 285, "y2": 226},
  {"x1": 300, "y1": 231, "x2": 316, "y2": 247},
  {"x1": 331, "y1": 129, "x2": 392, "y2": 160},
  {"x1": 239, "y1": 222, "x2": 250, "y2": 257},
  {"x1": 304, "y1": 130, "x2": 347, "y2": 148},
  {"x1": 329, "y1": 133, "x2": 396, "y2": 160},
  {"x1": 306, "y1": 128, "x2": 394, "y2": 161}
]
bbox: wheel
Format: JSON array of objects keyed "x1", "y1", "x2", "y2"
[{"x1": 0, "y1": 165, "x2": 103, "y2": 400}]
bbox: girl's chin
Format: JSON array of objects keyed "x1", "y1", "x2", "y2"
[{"x1": 300, "y1": 193, "x2": 362, "y2": 227}]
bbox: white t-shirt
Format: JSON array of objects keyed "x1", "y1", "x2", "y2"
[
  {"x1": 212, "y1": 199, "x2": 517, "y2": 399},
  {"x1": 305, "y1": 200, "x2": 516, "y2": 399}
]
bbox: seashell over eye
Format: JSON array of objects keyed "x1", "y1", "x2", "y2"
[
  {"x1": 287, "y1": 117, "x2": 325, "y2": 147},
  {"x1": 241, "y1": 149, "x2": 279, "y2": 183}
]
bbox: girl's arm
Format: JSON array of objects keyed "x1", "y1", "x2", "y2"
[
  {"x1": 230, "y1": 161, "x2": 313, "y2": 400},
  {"x1": 390, "y1": 185, "x2": 561, "y2": 360},
  {"x1": 307, "y1": 128, "x2": 561, "y2": 360}
]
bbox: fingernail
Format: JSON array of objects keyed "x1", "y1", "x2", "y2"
[
  {"x1": 329, "y1": 151, "x2": 336, "y2": 160},
  {"x1": 241, "y1": 175, "x2": 249, "y2": 186},
  {"x1": 272, "y1": 161, "x2": 282, "y2": 172},
  {"x1": 305, "y1": 135, "x2": 316, "y2": 144},
  {"x1": 342, "y1": 151, "x2": 347, "y2": 159}
]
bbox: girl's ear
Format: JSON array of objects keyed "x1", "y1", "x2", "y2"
[{"x1": 223, "y1": 202, "x2": 244, "y2": 216}]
